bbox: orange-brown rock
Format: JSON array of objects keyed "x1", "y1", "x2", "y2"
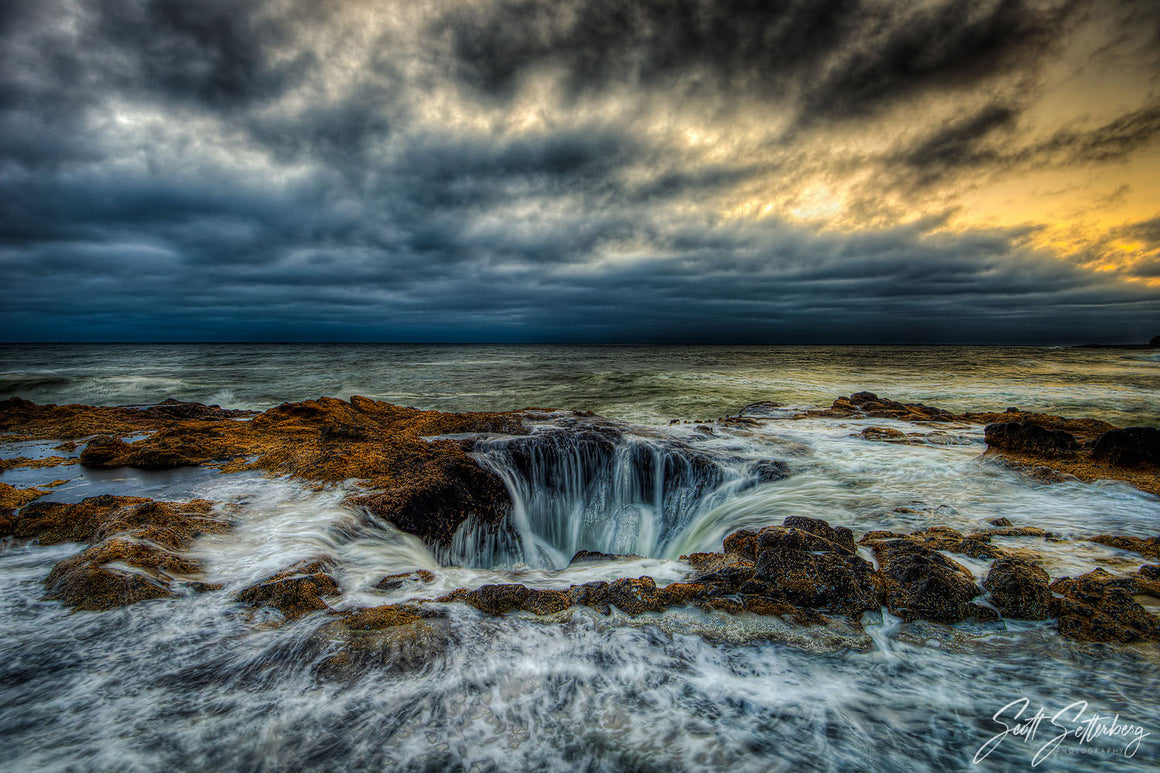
[
  {"x1": 871, "y1": 540, "x2": 982, "y2": 623},
  {"x1": 441, "y1": 583, "x2": 572, "y2": 615},
  {"x1": 680, "y1": 551, "x2": 754, "y2": 574},
  {"x1": 861, "y1": 526, "x2": 1006, "y2": 560},
  {"x1": 0, "y1": 481, "x2": 48, "y2": 516},
  {"x1": 1050, "y1": 569, "x2": 1160, "y2": 643},
  {"x1": 4, "y1": 495, "x2": 220, "y2": 547},
  {"x1": 1088, "y1": 535, "x2": 1160, "y2": 560},
  {"x1": 983, "y1": 557, "x2": 1053, "y2": 620},
  {"x1": 750, "y1": 544, "x2": 880, "y2": 617},
  {"x1": 984, "y1": 422, "x2": 1079, "y2": 459},
  {"x1": 9, "y1": 395, "x2": 529, "y2": 545},
  {"x1": 814, "y1": 392, "x2": 956, "y2": 422},
  {"x1": 373, "y1": 569, "x2": 435, "y2": 591},
  {"x1": 42, "y1": 536, "x2": 201, "y2": 610},
  {"x1": 235, "y1": 558, "x2": 341, "y2": 620},
  {"x1": 1090, "y1": 427, "x2": 1160, "y2": 469},
  {"x1": 0, "y1": 455, "x2": 77, "y2": 472},
  {"x1": 860, "y1": 426, "x2": 907, "y2": 442},
  {"x1": 314, "y1": 604, "x2": 454, "y2": 678},
  {"x1": 0, "y1": 396, "x2": 255, "y2": 440},
  {"x1": 339, "y1": 603, "x2": 426, "y2": 630}
]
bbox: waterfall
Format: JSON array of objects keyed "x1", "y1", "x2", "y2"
[{"x1": 461, "y1": 418, "x2": 758, "y2": 569}]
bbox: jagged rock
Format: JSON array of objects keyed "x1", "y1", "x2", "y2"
[
  {"x1": 755, "y1": 526, "x2": 853, "y2": 557},
  {"x1": 584, "y1": 577, "x2": 667, "y2": 615},
  {"x1": 985, "y1": 422, "x2": 1079, "y2": 458},
  {"x1": 782, "y1": 516, "x2": 856, "y2": 554},
  {"x1": 10, "y1": 395, "x2": 528, "y2": 547},
  {"x1": 373, "y1": 569, "x2": 435, "y2": 590},
  {"x1": 348, "y1": 456, "x2": 513, "y2": 545},
  {"x1": 750, "y1": 460, "x2": 791, "y2": 482},
  {"x1": 43, "y1": 537, "x2": 200, "y2": 610},
  {"x1": 446, "y1": 583, "x2": 573, "y2": 616},
  {"x1": 983, "y1": 558, "x2": 1052, "y2": 620},
  {"x1": 1051, "y1": 569, "x2": 1160, "y2": 643},
  {"x1": 859, "y1": 526, "x2": 1005, "y2": 560},
  {"x1": 1088, "y1": 535, "x2": 1160, "y2": 560},
  {"x1": 340, "y1": 603, "x2": 426, "y2": 629},
  {"x1": 751, "y1": 545, "x2": 880, "y2": 616},
  {"x1": 1091, "y1": 427, "x2": 1160, "y2": 469},
  {"x1": 147, "y1": 399, "x2": 247, "y2": 421},
  {"x1": 858, "y1": 530, "x2": 907, "y2": 543},
  {"x1": 1133, "y1": 567, "x2": 1160, "y2": 598},
  {"x1": 872, "y1": 540, "x2": 982, "y2": 623},
  {"x1": 861, "y1": 426, "x2": 907, "y2": 442},
  {"x1": 4, "y1": 495, "x2": 221, "y2": 546},
  {"x1": 79, "y1": 435, "x2": 131, "y2": 468},
  {"x1": 681, "y1": 551, "x2": 754, "y2": 575},
  {"x1": 694, "y1": 563, "x2": 756, "y2": 591},
  {"x1": 568, "y1": 550, "x2": 643, "y2": 566},
  {"x1": 314, "y1": 604, "x2": 454, "y2": 678},
  {"x1": 721, "y1": 529, "x2": 758, "y2": 557},
  {"x1": 989, "y1": 517, "x2": 1013, "y2": 527},
  {"x1": 820, "y1": 393, "x2": 955, "y2": 422},
  {"x1": 0, "y1": 482, "x2": 48, "y2": 518},
  {"x1": 235, "y1": 558, "x2": 341, "y2": 620},
  {"x1": 983, "y1": 526, "x2": 1051, "y2": 538}
]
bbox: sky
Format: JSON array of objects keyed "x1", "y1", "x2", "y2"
[{"x1": 2, "y1": 0, "x2": 1159, "y2": 344}]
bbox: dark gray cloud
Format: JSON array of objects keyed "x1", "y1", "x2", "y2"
[{"x1": 0, "y1": 0, "x2": 1158, "y2": 344}]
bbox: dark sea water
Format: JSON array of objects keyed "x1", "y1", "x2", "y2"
[
  {"x1": 1, "y1": 344, "x2": 1159, "y2": 771},
  {"x1": 2, "y1": 343, "x2": 1158, "y2": 425}
]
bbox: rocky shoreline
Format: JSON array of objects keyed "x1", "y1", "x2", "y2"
[{"x1": 2, "y1": 392, "x2": 1159, "y2": 671}]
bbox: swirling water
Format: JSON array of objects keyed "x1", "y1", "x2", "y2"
[{"x1": 1, "y1": 344, "x2": 1159, "y2": 771}]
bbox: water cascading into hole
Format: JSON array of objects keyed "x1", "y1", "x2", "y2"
[{"x1": 446, "y1": 420, "x2": 768, "y2": 569}]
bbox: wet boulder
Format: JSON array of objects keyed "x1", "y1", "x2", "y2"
[
  {"x1": 681, "y1": 551, "x2": 755, "y2": 576},
  {"x1": 984, "y1": 422, "x2": 1079, "y2": 458},
  {"x1": 598, "y1": 577, "x2": 667, "y2": 615},
  {"x1": 563, "y1": 577, "x2": 668, "y2": 615},
  {"x1": 235, "y1": 558, "x2": 341, "y2": 620},
  {"x1": 6, "y1": 495, "x2": 220, "y2": 547},
  {"x1": 0, "y1": 482, "x2": 48, "y2": 519},
  {"x1": 1091, "y1": 427, "x2": 1160, "y2": 469},
  {"x1": 753, "y1": 519, "x2": 855, "y2": 557},
  {"x1": 79, "y1": 435, "x2": 131, "y2": 468},
  {"x1": 373, "y1": 569, "x2": 435, "y2": 591},
  {"x1": 750, "y1": 460, "x2": 791, "y2": 483},
  {"x1": 887, "y1": 526, "x2": 1006, "y2": 560},
  {"x1": 693, "y1": 563, "x2": 757, "y2": 592},
  {"x1": 314, "y1": 604, "x2": 454, "y2": 678},
  {"x1": 447, "y1": 583, "x2": 573, "y2": 616},
  {"x1": 144, "y1": 399, "x2": 252, "y2": 421},
  {"x1": 42, "y1": 536, "x2": 200, "y2": 610},
  {"x1": 721, "y1": 529, "x2": 759, "y2": 559},
  {"x1": 983, "y1": 557, "x2": 1053, "y2": 620},
  {"x1": 1088, "y1": 534, "x2": 1160, "y2": 560},
  {"x1": 782, "y1": 516, "x2": 856, "y2": 554},
  {"x1": 872, "y1": 540, "x2": 982, "y2": 623},
  {"x1": 1051, "y1": 569, "x2": 1160, "y2": 643},
  {"x1": 349, "y1": 456, "x2": 513, "y2": 546},
  {"x1": 751, "y1": 545, "x2": 880, "y2": 616},
  {"x1": 568, "y1": 550, "x2": 643, "y2": 566},
  {"x1": 860, "y1": 427, "x2": 907, "y2": 443}
]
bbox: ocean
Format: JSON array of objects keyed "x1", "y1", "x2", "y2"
[
  {"x1": 1, "y1": 344, "x2": 1158, "y2": 771},
  {"x1": 3, "y1": 343, "x2": 1159, "y2": 426}
]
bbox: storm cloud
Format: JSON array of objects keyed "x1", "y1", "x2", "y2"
[{"x1": 1, "y1": 0, "x2": 1158, "y2": 343}]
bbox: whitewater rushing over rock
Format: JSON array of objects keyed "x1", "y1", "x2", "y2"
[
  {"x1": 449, "y1": 413, "x2": 772, "y2": 569},
  {"x1": 2, "y1": 374, "x2": 1160, "y2": 771}
]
